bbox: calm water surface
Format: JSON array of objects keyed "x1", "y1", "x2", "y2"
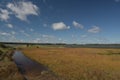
[{"x1": 13, "y1": 51, "x2": 48, "y2": 76}]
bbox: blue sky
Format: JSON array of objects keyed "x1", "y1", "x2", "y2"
[{"x1": 0, "y1": 0, "x2": 120, "y2": 44}]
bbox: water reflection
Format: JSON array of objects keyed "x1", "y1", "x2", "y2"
[{"x1": 13, "y1": 51, "x2": 48, "y2": 76}]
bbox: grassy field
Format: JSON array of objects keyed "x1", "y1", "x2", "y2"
[{"x1": 22, "y1": 47, "x2": 120, "y2": 80}]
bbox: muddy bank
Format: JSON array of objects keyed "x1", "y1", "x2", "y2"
[
  {"x1": 13, "y1": 51, "x2": 59, "y2": 80},
  {"x1": 0, "y1": 50, "x2": 25, "y2": 80},
  {"x1": 0, "y1": 47, "x2": 59, "y2": 80}
]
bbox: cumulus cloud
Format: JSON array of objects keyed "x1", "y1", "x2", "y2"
[
  {"x1": 7, "y1": 1, "x2": 39, "y2": 21},
  {"x1": 7, "y1": 24, "x2": 13, "y2": 28},
  {"x1": 73, "y1": 21, "x2": 84, "y2": 29},
  {"x1": 0, "y1": 9, "x2": 10, "y2": 21},
  {"x1": 88, "y1": 26, "x2": 101, "y2": 33},
  {"x1": 52, "y1": 22, "x2": 70, "y2": 30}
]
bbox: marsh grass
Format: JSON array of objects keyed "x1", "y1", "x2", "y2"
[
  {"x1": 98, "y1": 50, "x2": 120, "y2": 55},
  {"x1": 23, "y1": 48, "x2": 120, "y2": 80}
]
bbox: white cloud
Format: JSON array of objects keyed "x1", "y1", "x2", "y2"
[
  {"x1": 11, "y1": 31, "x2": 16, "y2": 35},
  {"x1": 7, "y1": 24, "x2": 13, "y2": 28},
  {"x1": 7, "y1": 1, "x2": 39, "y2": 21},
  {"x1": 0, "y1": 9, "x2": 10, "y2": 21},
  {"x1": 52, "y1": 22, "x2": 70, "y2": 30},
  {"x1": 73, "y1": 21, "x2": 84, "y2": 29},
  {"x1": 0, "y1": 32, "x2": 10, "y2": 36},
  {"x1": 88, "y1": 26, "x2": 101, "y2": 33},
  {"x1": 58, "y1": 38, "x2": 62, "y2": 41}
]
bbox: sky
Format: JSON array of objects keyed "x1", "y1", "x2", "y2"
[{"x1": 0, "y1": 0, "x2": 120, "y2": 44}]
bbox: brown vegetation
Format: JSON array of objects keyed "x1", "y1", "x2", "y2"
[
  {"x1": 23, "y1": 47, "x2": 120, "y2": 80},
  {"x1": 0, "y1": 61, "x2": 24, "y2": 80}
]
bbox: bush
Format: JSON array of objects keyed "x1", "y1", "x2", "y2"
[
  {"x1": 0, "y1": 50, "x2": 3, "y2": 56},
  {"x1": 0, "y1": 43, "x2": 7, "y2": 48}
]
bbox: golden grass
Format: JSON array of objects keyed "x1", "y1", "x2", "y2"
[{"x1": 22, "y1": 48, "x2": 120, "y2": 80}]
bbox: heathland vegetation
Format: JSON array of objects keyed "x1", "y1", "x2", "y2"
[
  {"x1": 1, "y1": 42, "x2": 120, "y2": 80},
  {"x1": 23, "y1": 47, "x2": 120, "y2": 80}
]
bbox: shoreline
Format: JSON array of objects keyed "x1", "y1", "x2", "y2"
[
  {"x1": 0, "y1": 50, "x2": 25, "y2": 80},
  {"x1": 13, "y1": 50, "x2": 59, "y2": 80}
]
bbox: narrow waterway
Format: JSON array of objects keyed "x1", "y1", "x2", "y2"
[{"x1": 13, "y1": 51, "x2": 48, "y2": 80}]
